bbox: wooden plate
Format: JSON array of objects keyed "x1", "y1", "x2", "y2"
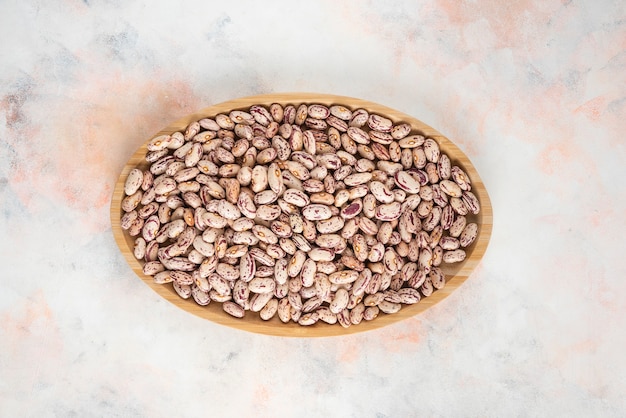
[{"x1": 111, "y1": 93, "x2": 492, "y2": 337}]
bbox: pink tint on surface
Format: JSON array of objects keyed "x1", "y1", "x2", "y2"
[
  {"x1": 574, "y1": 96, "x2": 608, "y2": 122},
  {"x1": 536, "y1": 141, "x2": 574, "y2": 175},
  {"x1": 254, "y1": 384, "x2": 271, "y2": 404},
  {"x1": 5, "y1": 67, "x2": 201, "y2": 233},
  {"x1": 337, "y1": 339, "x2": 361, "y2": 363},
  {"x1": 378, "y1": 317, "x2": 423, "y2": 353},
  {"x1": 435, "y1": 0, "x2": 562, "y2": 49},
  {"x1": 0, "y1": 290, "x2": 64, "y2": 390}
]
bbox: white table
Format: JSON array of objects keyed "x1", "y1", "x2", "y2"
[{"x1": 1, "y1": 1, "x2": 624, "y2": 416}]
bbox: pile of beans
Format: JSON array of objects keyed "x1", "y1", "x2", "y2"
[{"x1": 120, "y1": 102, "x2": 480, "y2": 327}]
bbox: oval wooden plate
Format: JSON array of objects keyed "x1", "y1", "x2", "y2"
[{"x1": 111, "y1": 93, "x2": 492, "y2": 337}]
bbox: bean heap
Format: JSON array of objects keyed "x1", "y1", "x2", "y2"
[{"x1": 120, "y1": 102, "x2": 480, "y2": 327}]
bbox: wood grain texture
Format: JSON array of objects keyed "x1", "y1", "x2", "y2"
[{"x1": 110, "y1": 93, "x2": 493, "y2": 337}]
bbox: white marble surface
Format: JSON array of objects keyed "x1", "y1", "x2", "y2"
[{"x1": 1, "y1": 0, "x2": 625, "y2": 416}]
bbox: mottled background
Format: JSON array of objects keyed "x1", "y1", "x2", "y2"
[{"x1": 1, "y1": 0, "x2": 624, "y2": 416}]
